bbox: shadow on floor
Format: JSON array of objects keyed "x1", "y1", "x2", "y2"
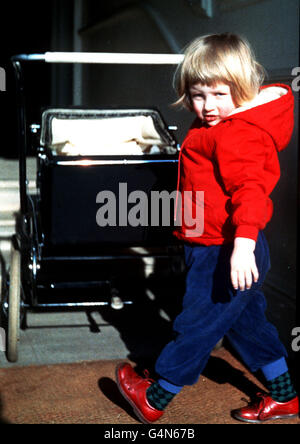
[{"x1": 0, "y1": 397, "x2": 10, "y2": 424}]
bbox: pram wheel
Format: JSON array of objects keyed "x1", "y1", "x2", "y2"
[{"x1": 7, "y1": 241, "x2": 21, "y2": 362}]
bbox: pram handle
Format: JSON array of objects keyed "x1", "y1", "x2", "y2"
[{"x1": 11, "y1": 52, "x2": 184, "y2": 65}]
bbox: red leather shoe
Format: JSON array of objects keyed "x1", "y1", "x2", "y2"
[
  {"x1": 116, "y1": 362, "x2": 164, "y2": 424},
  {"x1": 232, "y1": 393, "x2": 299, "y2": 423}
]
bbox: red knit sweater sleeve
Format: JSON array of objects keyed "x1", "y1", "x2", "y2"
[{"x1": 214, "y1": 120, "x2": 275, "y2": 242}]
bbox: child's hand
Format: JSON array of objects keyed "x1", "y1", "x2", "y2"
[{"x1": 230, "y1": 237, "x2": 259, "y2": 291}]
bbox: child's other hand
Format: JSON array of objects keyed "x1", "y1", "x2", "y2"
[{"x1": 230, "y1": 237, "x2": 259, "y2": 291}]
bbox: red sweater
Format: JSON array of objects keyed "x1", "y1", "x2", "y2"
[{"x1": 173, "y1": 84, "x2": 294, "y2": 245}]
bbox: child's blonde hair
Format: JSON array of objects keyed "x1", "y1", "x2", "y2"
[{"x1": 174, "y1": 33, "x2": 265, "y2": 110}]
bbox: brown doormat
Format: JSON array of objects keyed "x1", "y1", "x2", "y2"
[{"x1": 0, "y1": 347, "x2": 298, "y2": 424}]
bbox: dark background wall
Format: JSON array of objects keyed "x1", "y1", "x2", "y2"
[
  {"x1": 0, "y1": 3, "x2": 53, "y2": 158},
  {"x1": 0, "y1": 0, "x2": 299, "y2": 361}
]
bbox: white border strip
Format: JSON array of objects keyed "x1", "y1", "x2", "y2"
[{"x1": 56, "y1": 159, "x2": 178, "y2": 166}]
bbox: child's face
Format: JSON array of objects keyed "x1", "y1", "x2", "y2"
[{"x1": 189, "y1": 82, "x2": 237, "y2": 126}]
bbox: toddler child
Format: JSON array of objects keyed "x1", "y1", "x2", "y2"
[{"x1": 115, "y1": 33, "x2": 299, "y2": 423}]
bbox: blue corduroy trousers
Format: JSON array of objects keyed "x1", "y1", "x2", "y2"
[{"x1": 155, "y1": 232, "x2": 287, "y2": 386}]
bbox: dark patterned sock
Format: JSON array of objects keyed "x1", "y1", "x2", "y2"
[
  {"x1": 266, "y1": 371, "x2": 297, "y2": 402},
  {"x1": 146, "y1": 382, "x2": 176, "y2": 411}
]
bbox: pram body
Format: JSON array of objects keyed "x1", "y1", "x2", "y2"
[{"x1": 2, "y1": 52, "x2": 185, "y2": 362}]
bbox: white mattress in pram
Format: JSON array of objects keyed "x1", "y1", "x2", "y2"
[{"x1": 41, "y1": 110, "x2": 177, "y2": 156}]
